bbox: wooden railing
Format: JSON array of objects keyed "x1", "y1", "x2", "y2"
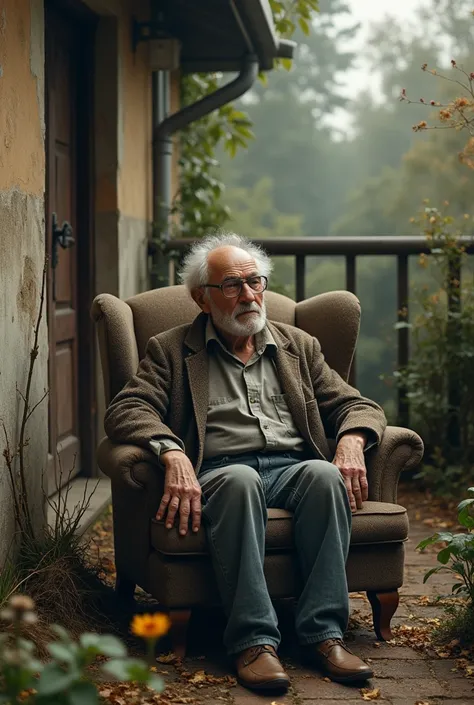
[{"x1": 164, "y1": 236, "x2": 474, "y2": 427}]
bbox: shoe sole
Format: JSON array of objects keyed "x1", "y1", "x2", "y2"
[{"x1": 237, "y1": 676, "x2": 290, "y2": 692}]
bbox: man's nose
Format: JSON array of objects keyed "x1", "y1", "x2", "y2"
[{"x1": 238, "y1": 282, "x2": 256, "y2": 302}]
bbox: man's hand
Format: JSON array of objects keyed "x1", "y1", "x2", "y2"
[
  {"x1": 333, "y1": 432, "x2": 368, "y2": 513},
  {"x1": 156, "y1": 451, "x2": 202, "y2": 535}
]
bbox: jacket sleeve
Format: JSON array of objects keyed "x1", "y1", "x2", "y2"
[
  {"x1": 310, "y1": 337, "x2": 387, "y2": 445},
  {"x1": 104, "y1": 336, "x2": 184, "y2": 451}
]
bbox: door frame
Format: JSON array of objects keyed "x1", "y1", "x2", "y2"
[{"x1": 45, "y1": 0, "x2": 98, "y2": 486}]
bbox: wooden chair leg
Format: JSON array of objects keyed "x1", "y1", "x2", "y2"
[
  {"x1": 367, "y1": 589, "x2": 399, "y2": 641},
  {"x1": 115, "y1": 574, "x2": 136, "y2": 604},
  {"x1": 169, "y1": 609, "x2": 192, "y2": 658}
]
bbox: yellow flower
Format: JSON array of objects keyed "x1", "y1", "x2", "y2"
[{"x1": 131, "y1": 613, "x2": 171, "y2": 640}]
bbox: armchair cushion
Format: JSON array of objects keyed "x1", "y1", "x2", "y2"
[{"x1": 150, "y1": 501, "x2": 408, "y2": 557}]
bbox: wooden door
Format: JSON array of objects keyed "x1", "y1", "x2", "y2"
[{"x1": 45, "y1": 4, "x2": 91, "y2": 493}]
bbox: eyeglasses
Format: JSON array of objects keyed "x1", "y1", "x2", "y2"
[{"x1": 204, "y1": 275, "x2": 268, "y2": 299}]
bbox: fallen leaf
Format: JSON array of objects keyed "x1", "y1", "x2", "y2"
[
  {"x1": 157, "y1": 652, "x2": 179, "y2": 664},
  {"x1": 360, "y1": 687, "x2": 381, "y2": 701},
  {"x1": 188, "y1": 670, "x2": 207, "y2": 685}
]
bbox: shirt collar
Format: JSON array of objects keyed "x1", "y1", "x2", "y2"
[{"x1": 205, "y1": 315, "x2": 277, "y2": 357}]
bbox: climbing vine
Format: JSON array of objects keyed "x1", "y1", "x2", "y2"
[{"x1": 171, "y1": 0, "x2": 319, "y2": 238}]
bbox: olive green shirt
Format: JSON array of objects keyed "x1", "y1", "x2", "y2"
[{"x1": 150, "y1": 317, "x2": 306, "y2": 461}]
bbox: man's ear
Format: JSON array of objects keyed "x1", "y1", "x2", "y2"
[{"x1": 192, "y1": 287, "x2": 211, "y2": 313}]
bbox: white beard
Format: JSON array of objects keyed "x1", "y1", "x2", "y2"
[{"x1": 209, "y1": 299, "x2": 267, "y2": 337}]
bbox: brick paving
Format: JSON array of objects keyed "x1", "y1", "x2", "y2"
[{"x1": 155, "y1": 501, "x2": 474, "y2": 705}]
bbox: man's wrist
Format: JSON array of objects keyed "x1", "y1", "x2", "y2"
[
  {"x1": 161, "y1": 449, "x2": 185, "y2": 463},
  {"x1": 338, "y1": 431, "x2": 367, "y2": 448}
]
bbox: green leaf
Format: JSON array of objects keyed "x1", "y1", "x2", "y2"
[
  {"x1": 17, "y1": 637, "x2": 36, "y2": 653},
  {"x1": 96, "y1": 635, "x2": 127, "y2": 659},
  {"x1": 50, "y1": 624, "x2": 72, "y2": 642},
  {"x1": 298, "y1": 16, "x2": 310, "y2": 35},
  {"x1": 451, "y1": 582, "x2": 466, "y2": 594},
  {"x1": 125, "y1": 660, "x2": 152, "y2": 682},
  {"x1": 457, "y1": 498, "x2": 474, "y2": 512},
  {"x1": 148, "y1": 674, "x2": 165, "y2": 692},
  {"x1": 69, "y1": 681, "x2": 99, "y2": 705},
  {"x1": 48, "y1": 642, "x2": 76, "y2": 663},
  {"x1": 79, "y1": 633, "x2": 101, "y2": 651},
  {"x1": 417, "y1": 534, "x2": 441, "y2": 550},
  {"x1": 437, "y1": 547, "x2": 452, "y2": 564},
  {"x1": 37, "y1": 664, "x2": 76, "y2": 696},
  {"x1": 423, "y1": 566, "x2": 441, "y2": 583},
  {"x1": 101, "y1": 658, "x2": 133, "y2": 681}
]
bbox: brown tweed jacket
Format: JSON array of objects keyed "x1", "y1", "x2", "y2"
[{"x1": 104, "y1": 312, "x2": 387, "y2": 474}]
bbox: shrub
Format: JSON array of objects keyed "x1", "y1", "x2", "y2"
[
  {"x1": 395, "y1": 205, "x2": 474, "y2": 495},
  {"x1": 417, "y1": 486, "x2": 474, "y2": 643},
  {"x1": 0, "y1": 595, "x2": 169, "y2": 704}
]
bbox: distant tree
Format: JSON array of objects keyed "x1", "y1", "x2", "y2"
[{"x1": 220, "y1": 0, "x2": 359, "y2": 236}]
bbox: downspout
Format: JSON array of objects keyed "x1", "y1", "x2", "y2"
[{"x1": 150, "y1": 55, "x2": 259, "y2": 286}]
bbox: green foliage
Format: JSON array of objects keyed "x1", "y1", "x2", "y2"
[
  {"x1": 0, "y1": 598, "x2": 165, "y2": 704},
  {"x1": 395, "y1": 206, "x2": 474, "y2": 495},
  {"x1": 417, "y1": 487, "x2": 474, "y2": 642},
  {"x1": 174, "y1": 75, "x2": 254, "y2": 238},
  {"x1": 172, "y1": 0, "x2": 321, "y2": 238}
]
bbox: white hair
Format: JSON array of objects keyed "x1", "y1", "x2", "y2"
[{"x1": 178, "y1": 232, "x2": 273, "y2": 292}]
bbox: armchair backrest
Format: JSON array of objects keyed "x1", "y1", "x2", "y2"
[{"x1": 91, "y1": 286, "x2": 360, "y2": 406}]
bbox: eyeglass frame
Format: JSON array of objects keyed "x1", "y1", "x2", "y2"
[{"x1": 203, "y1": 275, "x2": 268, "y2": 299}]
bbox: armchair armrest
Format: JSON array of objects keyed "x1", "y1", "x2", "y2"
[
  {"x1": 96, "y1": 438, "x2": 164, "y2": 588},
  {"x1": 97, "y1": 438, "x2": 162, "y2": 491},
  {"x1": 366, "y1": 426, "x2": 424, "y2": 503}
]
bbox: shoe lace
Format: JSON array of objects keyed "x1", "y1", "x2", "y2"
[
  {"x1": 321, "y1": 638, "x2": 354, "y2": 655},
  {"x1": 244, "y1": 645, "x2": 277, "y2": 666}
]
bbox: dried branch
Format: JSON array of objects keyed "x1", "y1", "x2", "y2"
[
  {"x1": 2, "y1": 421, "x2": 23, "y2": 534},
  {"x1": 16, "y1": 257, "x2": 48, "y2": 538}
]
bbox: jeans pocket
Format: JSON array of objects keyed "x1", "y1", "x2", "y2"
[{"x1": 199, "y1": 455, "x2": 230, "y2": 475}]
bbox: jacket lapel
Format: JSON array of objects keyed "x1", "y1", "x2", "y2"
[
  {"x1": 184, "y1": 314, "x2": 209, "y2": 469},
  {"x1": 270, "y1": 323, "x2": 325, "y2": 459}
]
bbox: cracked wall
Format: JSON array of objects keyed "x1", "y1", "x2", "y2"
[{"x1": 0, "y1": 0, "x2": 48, "y2": 563}]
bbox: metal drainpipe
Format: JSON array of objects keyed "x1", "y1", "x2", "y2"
[{"x1": 151, "y1": 54, "x2": 259, "y2": 287}]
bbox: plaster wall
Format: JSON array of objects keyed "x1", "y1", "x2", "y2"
[
  {"x1": 0, "y1": 0, "x2": 48, "y2": 564},
  {"x1": 94, "y1": 0, "x2": 152, "y2": 301}
]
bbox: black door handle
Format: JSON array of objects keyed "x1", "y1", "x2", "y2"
[{"x1": 52, "y1": 213, "x2": 75, "y2": 269}]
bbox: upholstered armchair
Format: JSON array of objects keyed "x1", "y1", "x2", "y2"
[{"x1": 91, "y1": 286, "x2": 424, "y2": 655}]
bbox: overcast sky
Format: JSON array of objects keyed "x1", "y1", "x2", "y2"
[{"x1": 330, "y1": 0, "x2": 422, "y2": 131}]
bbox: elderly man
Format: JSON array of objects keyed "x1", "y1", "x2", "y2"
[{"x1": 104, "y1": 233, "x2": 387, "y2": 692}]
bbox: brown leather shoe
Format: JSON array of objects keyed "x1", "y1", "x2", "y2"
[
  {"x1": 304, "y1": 638, "x2": 373, "y2": 683},
  {"x1": 235, "y1": 644, "x2": 290, "y2": 691}
]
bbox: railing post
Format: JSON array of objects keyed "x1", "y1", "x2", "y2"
[
  {"x1": 397, "y1": 254, "x2": 409, "y2": 427},
  {"x1": 447, "y1": 253, "x2": 462, "y2": 448},
  {"x1": 296, "y1": 255, "x2": 305, "y2": 302},
  {"x1": 345, "y1": 255, "x2": 356, "y2": 295},
  {"x1": 346, "y1": 255, "x2": 357, "y2": 386}
]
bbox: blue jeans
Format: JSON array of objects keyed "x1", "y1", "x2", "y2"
[{"x1": 198, "y1": 451, "x2": 352, "y2": 655}]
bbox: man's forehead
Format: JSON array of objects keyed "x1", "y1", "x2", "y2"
[{"x1": 207, "y1": 247, "x2": 257, "y2": 279}]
